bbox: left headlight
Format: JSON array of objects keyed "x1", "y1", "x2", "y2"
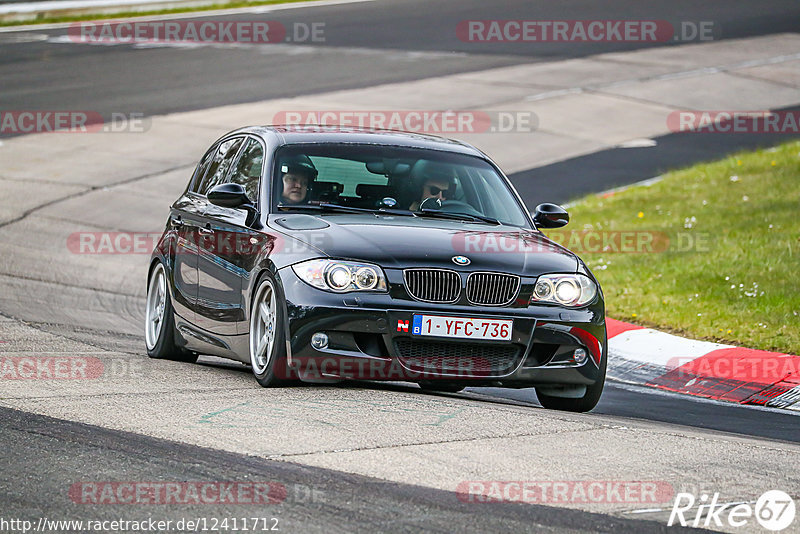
[
  {"x1": 292, "y1": 259, "x2": 388, "y2": 293},
  {"x1": 530, "y1": 274, "x2": 597, "y2": 307}
]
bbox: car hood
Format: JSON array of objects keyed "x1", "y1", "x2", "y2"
[{"x1": 268, "y1": 214, "x2": 577, "y2": 275}]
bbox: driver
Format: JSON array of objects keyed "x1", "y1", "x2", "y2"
[
  {"x1": 409, "y1": 166, "x2": 455, "y2": 211},
  {"x1": 279, "y1": 155, "x2": 317, "y2": 204}
]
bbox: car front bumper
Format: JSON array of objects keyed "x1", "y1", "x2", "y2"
[{"x1": 277, "y1": 266, "x2": 606, "y2": 387}]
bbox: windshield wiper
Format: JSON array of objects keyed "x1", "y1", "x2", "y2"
[
  {"x1": 415, "y1": 209, "x2": 501, "y2": 225},
  {"x1": 277, "y1": 203, "x2": 415, "y2": 217}
]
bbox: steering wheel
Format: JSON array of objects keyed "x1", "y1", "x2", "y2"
[{"x1": 440, "y1": 200, "x2": 482, "y2": 217}]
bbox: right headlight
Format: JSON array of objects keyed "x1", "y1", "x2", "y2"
[
  {"x1": 530, "y1": 274, "x2": 597, "y2": 307},
  {"x1": 292, "y1": 258, "x2": 388, "y2": 293}
]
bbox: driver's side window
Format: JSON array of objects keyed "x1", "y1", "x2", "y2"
[
  {"x1": 195, "y1": 137, "x2": 244, "y2": 196},
  {"x1": 228, "y1": 138, "x2": 264, "y2": 204}
]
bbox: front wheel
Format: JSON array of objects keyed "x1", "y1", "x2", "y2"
[
  {"x1": 536, "y1": 356, "x2": 606, "y2": 413},
  {"x1": 145, "y1": 262, "x2": 197, "y2": 363},
  {"x1": 249, "y1": 272, "x2": 290, "y2": 387}
]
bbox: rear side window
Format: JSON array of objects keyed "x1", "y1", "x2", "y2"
[
  {"x1": 228, "y1": 138, "x2": 264, "y2": 203},
  {"x1": 195, "y1": 137, "x2": 244, "y2": 196},
  {"x1": 189, "y1": 145, "x2": 217, "y2": 193}
]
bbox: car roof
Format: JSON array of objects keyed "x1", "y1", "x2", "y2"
[{"x1": 228, "y1": 125, "x2": 487, "y2": 158}]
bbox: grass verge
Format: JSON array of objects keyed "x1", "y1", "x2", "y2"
[
  {"x1": 0, "y1": 0, "x2": 308, "y2": 27},
  {"x1": 545, "y1": 140, "x2": 800, "y2": 354}
]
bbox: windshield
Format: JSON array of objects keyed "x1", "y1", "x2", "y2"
[{"x1": 272, "y1": 144, "x2": 531, "y2": 228}]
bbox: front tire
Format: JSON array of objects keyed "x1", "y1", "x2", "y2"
[
  {"x1": 145, "y1": 262, "x2": 197, "y2": 363},
  {"x1": 249, "y1": 272, "x2": 289, "y2": 387},
  {"x1": 536, "y1": 355, "x2": 606, "y2": 413}
]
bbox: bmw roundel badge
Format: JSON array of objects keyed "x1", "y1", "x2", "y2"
[{"x1": 452, "y1": 256, "x2": 471, "y2": 266}]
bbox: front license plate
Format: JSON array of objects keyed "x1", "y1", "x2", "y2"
[{"x1": 412, "y1": 315, "x2": 512, "y2": 341}]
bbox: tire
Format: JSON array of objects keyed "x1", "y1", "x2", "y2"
[
  {"x1": 145, "y1": 262, "x2": 198, "y2": 363},
  {"x1": 249, "y1": 271, "x2": 290, "y2": 387},
  {"x1": 418, "y1": 381, "x2": 465, "y2": 393},
  {"x1": 536, "y1": 353, "x2": 606, "y2": 413}
]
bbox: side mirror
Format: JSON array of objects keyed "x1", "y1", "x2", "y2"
[
  {"x1": 207, "y1": 183, "x2": 261, "y2": 228},
  {"x1": 208, "y1": 183, "x2": 251, "y2": 208},
  {"x1": 533, "y1": 203, "x2": 569, "y2": 228}
]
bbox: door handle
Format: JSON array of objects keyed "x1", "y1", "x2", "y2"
[
  {"x1": 169, "y1": 215, "x2": 183, "y2": 228},
  {"x1": 198, "y1": 224, "x2": 214, "y2": 236}
]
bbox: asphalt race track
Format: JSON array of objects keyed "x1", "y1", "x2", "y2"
[
  {"x1": 1, "y1": 1, "x2": 799, "y2": 532},
  {"x1": 1, "y1": 406, "x2": 706, "y2": 533},
  {"x1": 2, "y1": 0, "x2": 800, "y2": 126}
]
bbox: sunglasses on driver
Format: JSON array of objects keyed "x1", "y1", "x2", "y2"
[{"x1": 426, "y1": 184, "x2": 454, "y2": 198}]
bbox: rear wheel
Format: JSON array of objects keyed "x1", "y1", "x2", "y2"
[
  {"x1": 249, "y1": 272, "x2": 290, "y2": 387},
  {"x1": 145, "y1": 262, "x2": 197, "y2": 363}
]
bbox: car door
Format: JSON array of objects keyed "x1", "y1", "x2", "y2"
[
  {"x1": 194, "y1": 135, "x2": 255, "y2": 335},
  {"x1": 169, "y1": 144, "x2": 217, "y2": 323}
]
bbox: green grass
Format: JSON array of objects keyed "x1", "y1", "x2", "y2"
[
  {"x1": 545, "y1": 140, "x2": 800, "y2": 355},
  {"x1": 0, "y1": 0, "x2": 308, "y2": 27}
]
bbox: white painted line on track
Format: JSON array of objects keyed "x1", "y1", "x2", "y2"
[
  {"x1": 41, "y1": 33, "x2": 470, "y2": 59},
  {"x1": 0, "y1": 0, "x2": 377, "y2": 32}
]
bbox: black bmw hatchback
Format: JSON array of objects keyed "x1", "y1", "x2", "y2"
[{"x1": 146, "y1": 126, "x2": 607, "y2": 412}]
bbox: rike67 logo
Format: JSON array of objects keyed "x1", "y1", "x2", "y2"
[{"x1": 669, "y1": 490, "x2": 796, "y2": 531}]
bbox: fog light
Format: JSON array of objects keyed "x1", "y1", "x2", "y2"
[
  {"x1": 311, "y1": 332, "x2": 329, "y2": 350},
  {"x1": 573, "y1": 348, "x2": 587, "y2": 364}
]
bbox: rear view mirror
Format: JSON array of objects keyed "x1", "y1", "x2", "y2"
[
  {"x1": 365, "y1": 160, "x2": 412, "y2": 176},
  {"x1": 533, "y1": 203, "x2": 569, "y2": 228},
  {"x1": 365, "y1": 161, "x2": 386, "y2": 174}
]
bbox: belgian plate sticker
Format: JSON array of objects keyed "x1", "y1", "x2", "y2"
[{"x1": 412, "y1": 315, "x2": 423, "y2": 335}]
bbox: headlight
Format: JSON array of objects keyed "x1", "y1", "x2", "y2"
[
  {"x1": 530, "y1": 274, "x2": 597, "y2": 307},
  {"x1": 292, "y1": 259, "x2": 388, "y2": 293}
]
